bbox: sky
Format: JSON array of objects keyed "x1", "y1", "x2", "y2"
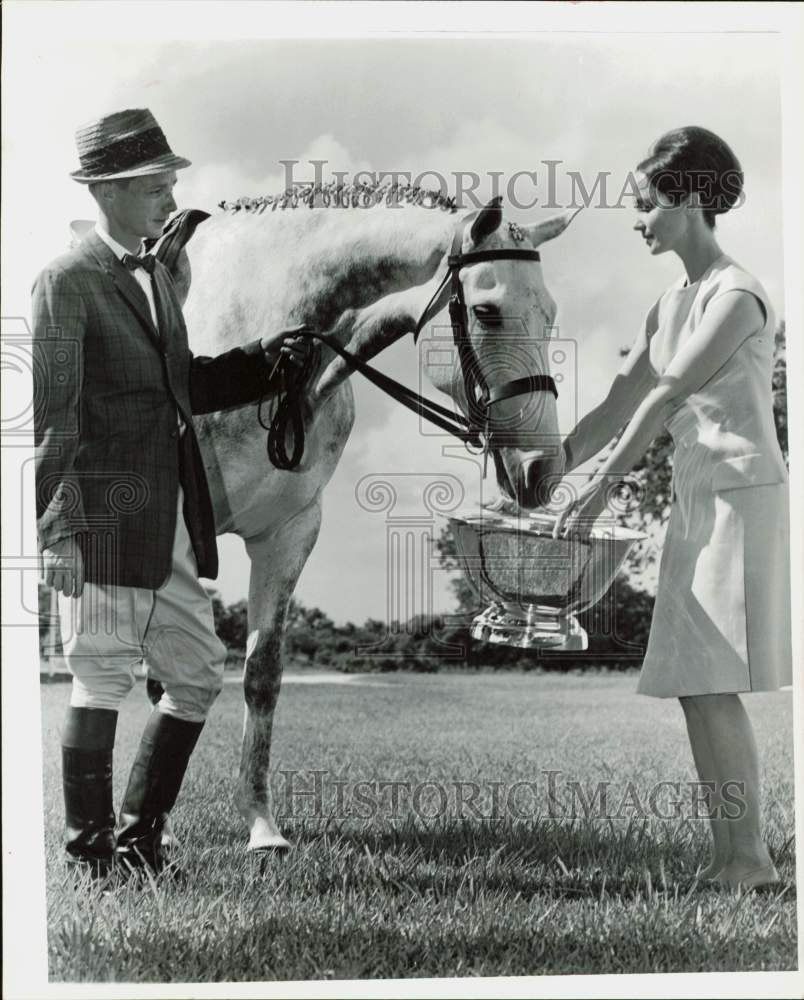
[{"x1": 2, "y1": 4, "x2": 789, "y2": 625}]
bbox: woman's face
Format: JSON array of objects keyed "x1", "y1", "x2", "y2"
[{"x1": 632, "y1": 171, "x2": 688, "y2": 255}]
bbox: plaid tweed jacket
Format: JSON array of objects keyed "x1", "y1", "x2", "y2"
[{"x1": 33, "y1": 229, "x2": 274, "y2": 588}]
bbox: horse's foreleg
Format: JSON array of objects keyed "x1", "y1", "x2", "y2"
[{"x1": 235, "y1": 500, "x2": 322, "y2": 851}]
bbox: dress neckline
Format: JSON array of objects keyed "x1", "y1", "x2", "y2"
[{"x1": 680, "y1": 253, "x2": 728, "y2": 290}]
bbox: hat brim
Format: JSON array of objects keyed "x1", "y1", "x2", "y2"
[{"x1": 70, "y1": 153, "x2": 192, "y2": 183}]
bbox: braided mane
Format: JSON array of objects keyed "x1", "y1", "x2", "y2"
[{"x1": 218, "y1": 180, "x2": 459, "y2": 214}]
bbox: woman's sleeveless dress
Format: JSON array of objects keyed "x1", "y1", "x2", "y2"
[{"x1": 636, "y1": 255, "x2": 792, "y2": 698}]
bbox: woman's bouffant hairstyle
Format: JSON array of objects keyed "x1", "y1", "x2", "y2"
[{"x1": 637, "y1": 126, "x2": 744, "y2": 228}]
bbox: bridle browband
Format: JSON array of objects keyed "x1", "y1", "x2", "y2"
[{"x1": 259, "y1": 211, "x2": 559, "y2": 471}]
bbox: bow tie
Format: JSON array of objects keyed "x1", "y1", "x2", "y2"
[{"x1": 121, "y1": 252, "x2": 156, "y2": 275}]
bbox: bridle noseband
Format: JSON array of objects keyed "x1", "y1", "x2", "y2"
[{"x1": 413, "y1": 213, "x2": 558, "y2": 473}]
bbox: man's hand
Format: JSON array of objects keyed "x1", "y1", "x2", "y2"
[
  {"x1": 260, "y1": 323, "x2": 318, "y2": 373},
  {"x1": 41, "y1": 536, "x2": 84, "y2": 598}
]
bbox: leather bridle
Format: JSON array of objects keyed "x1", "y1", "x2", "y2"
[{"x1": 412, "y1": 211, "x2": 558, "y2": 472}]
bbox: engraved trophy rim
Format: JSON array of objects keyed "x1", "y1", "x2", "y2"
[{"x1": 447, "y1": 507, "x2": 647, "y2": 542}]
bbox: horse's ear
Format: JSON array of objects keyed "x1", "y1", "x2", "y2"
[
  {"x1": 469, "y1": 196, "x2": 504, "y2": 245},
  {"x1": 521, "y1": 207, "x2": 582, "y2": 248}
]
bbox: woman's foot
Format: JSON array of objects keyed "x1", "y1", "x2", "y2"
[
  {"x1": 696, "y1": 857, "x2": 728, "y2": 882},
  {"x1": 713, "y1": 859, "x2": 779, "y2": 889},
  {"x1": 695, "y1": 826, "x2": 732, "y2": 881}
]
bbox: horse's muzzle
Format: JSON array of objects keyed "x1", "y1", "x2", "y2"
[{"x1": 496, "y1": 446, "x2": 566, "y2": 510}]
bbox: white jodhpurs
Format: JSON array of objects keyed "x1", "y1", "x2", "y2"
[{"x1": 56, "y1": 486, "x2": 227, "y2": 723}]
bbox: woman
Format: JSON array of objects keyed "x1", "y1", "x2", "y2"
[{"x1": 553, "y1": 126, "x2": 791, "y2": 888}]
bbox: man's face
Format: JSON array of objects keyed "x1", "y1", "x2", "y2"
[{"x1": 101, "y1": 171, "x2": 178, "y2": 243}]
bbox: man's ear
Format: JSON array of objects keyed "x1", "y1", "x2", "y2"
[
  {"x1": 89, "y1": 180, "x2": 115, "y2": 205},
  {"x1": 95, "y1": 179, "x2": 130, "y2": 204}
]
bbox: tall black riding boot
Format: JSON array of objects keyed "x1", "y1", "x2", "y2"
[
  {"x1": 115, "y1": 710, "x2": 204, "y2": 874},
  {"x1": 61, "y1": 707, "x2": 118, "y2": 877}
]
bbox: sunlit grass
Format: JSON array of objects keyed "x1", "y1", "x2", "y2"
[{"x1": 41, "y1": 672, "x2": 797, "y2": 981}]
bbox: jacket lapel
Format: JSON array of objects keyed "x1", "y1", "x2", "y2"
[
  {"x1": 82, "y1": 231, "x2": 161, "y2": 348},
  {"x1": 151, "y1": 263, "x2": 177, "y2": 347}
]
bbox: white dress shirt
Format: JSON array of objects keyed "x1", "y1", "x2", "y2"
[{"x1": 95, "y1": 224, "x2": 158, "y2": 327}]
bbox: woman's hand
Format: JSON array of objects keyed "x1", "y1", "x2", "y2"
[
  {"x1": 480, "y1": 493, "x2": 522, "y2": 516},
  {"x1": 551, "y1": 476, "x2": 608, "y2": 539}
]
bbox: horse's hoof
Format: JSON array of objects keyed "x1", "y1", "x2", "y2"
[
  {"x1": 246, "y1": 816, "x2": 291, "y2": 853},
  {"x1": 247, "y1": 835, "x2": 292, "y2": 853}
]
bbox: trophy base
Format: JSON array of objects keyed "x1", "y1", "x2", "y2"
[{"x1": 470, "y1": 604, "x2": 588, "y2": 651}]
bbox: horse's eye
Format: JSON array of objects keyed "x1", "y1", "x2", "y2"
[{"x1": 472, "y1": 305, "x2": 503, "y2": 328}]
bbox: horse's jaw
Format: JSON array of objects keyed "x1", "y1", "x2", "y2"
[
  {"x1": 494, "y1": 443, "x2": 566, "y2": 510},
  {"x1": 421, "y1": 360, "x2": 566, "y2": 510}
]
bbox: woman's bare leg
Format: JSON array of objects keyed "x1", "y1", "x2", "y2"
[
  {"x1": 679, "y1": 696, "x2": 732, "y2": 879},
  {"x1": 680, "y1": 693, "x2": 777, "y2": 887}
]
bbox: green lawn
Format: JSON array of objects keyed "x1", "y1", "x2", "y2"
[{"x1": 41, "y1": 671, "x2": 797, "y2": 982}]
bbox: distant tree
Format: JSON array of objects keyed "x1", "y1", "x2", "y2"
[
  {"x1": 772, "y1": 321, "x2": 788, "y2": 464},
  {"x1": 285, "y1": 604, "x2": 337, "y2": 664},
  {"x1": 433, "y1": 529, "x2": 477, "y2": 616},
  {"x1": 212, "y1": 596, "x2": 249, "y2": 651},
  {"x1": 285, "y1": 598, "x2": 305, "y2": 631}
]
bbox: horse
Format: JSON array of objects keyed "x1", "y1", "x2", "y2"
[{"x1": 157, "y1": 183, "x2": 575, "y2": 850}]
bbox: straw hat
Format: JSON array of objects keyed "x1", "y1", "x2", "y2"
[{"x1": 70, "y1": 108, "x2": 191, "y2": 183}]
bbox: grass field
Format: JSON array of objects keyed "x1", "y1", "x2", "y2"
[{"x1": 41, "y1": 671, "x2": 797, "y2": 982}]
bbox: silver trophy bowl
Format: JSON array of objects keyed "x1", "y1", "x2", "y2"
[{"x1": 446, "y1": 508, "x2": 645, "y2": 651}]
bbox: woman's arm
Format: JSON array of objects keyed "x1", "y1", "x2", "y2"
[
  {"x1": 554, "y1": 290, "x2": 764, "y2": 534},
  {"x1": 598, "y1": 290, "x2": 764, "y2": 477},
  {"x1": 591, "y1": 381, "x2": 675, "y2": 481},
  {"x1": 563, "y1": 303, "x2": 659, "y2": 471}
]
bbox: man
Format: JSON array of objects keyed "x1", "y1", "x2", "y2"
[{"x1": 34, "y1": 108, "x2": 309, "y2": 879}]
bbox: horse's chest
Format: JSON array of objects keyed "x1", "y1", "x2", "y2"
[{"x1": 195, "y1": 384, "x2": 355, "y2": 535}]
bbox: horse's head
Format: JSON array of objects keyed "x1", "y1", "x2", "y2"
[{"x1": 419, "y1": 198, "x2": 577, "y2": 509}]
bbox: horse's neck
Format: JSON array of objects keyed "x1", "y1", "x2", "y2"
[
  {"x1": 283, "y1": 206, "x2": 456, "y2": 398},
  {"x1": 303, "y1": 206, "x2": 454, "y2": 322},
  {"x1": 186, "y1": 203, "x2": 455, "y2": 393},
  {"x1": 300, "y1": 207, "x2": 455, "y2": 396},
  {"x1": 311, "y1": 281, "x2": 437, "y2": 400}
]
